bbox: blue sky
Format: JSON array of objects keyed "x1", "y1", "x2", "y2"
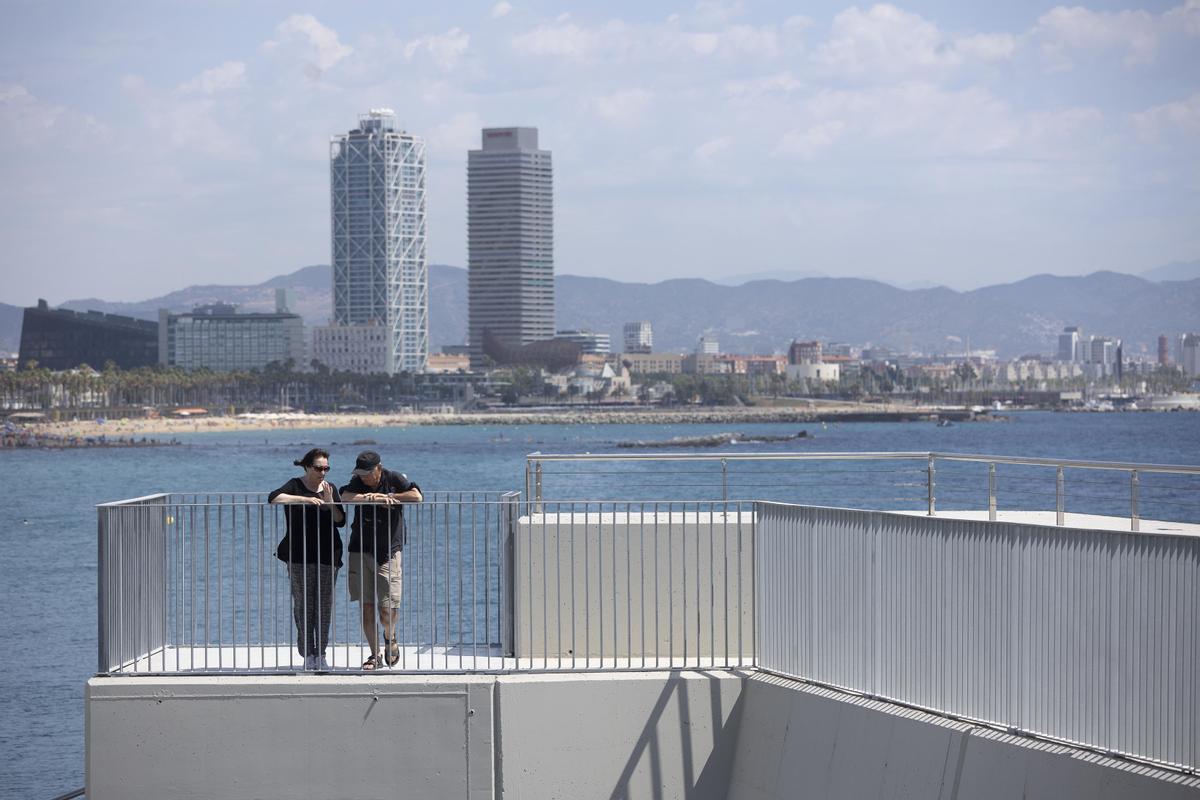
[{"x1": 1, "y1": 1, "x2": 1198, "y2": 305}]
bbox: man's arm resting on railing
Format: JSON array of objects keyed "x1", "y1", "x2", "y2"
[{"x1": 342, "y1": 487, "x2": 422, "y2": 504}]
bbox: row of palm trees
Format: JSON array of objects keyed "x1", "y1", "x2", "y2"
[{"x1": 0, "y1": 361, "x2": 465, "y2": 413}]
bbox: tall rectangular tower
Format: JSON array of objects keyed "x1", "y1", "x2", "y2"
[
  {"x1": 330, "y1": 109, "x2": 428, "y2": 374},
  {"x1": 467, "y1": 127, "x2": 553, "y2": 367}
]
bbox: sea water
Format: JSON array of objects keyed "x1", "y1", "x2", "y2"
[{"x1": 2, "y1": 412, "x2": 1198, "y2": 799}]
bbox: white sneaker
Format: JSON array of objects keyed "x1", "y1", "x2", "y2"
[
  {"x1": 302, "y1": 655, "x2": 316, "y2": 671},
  {"x1": 317, "y1": 655, "x2": 331, "y2": 671}
]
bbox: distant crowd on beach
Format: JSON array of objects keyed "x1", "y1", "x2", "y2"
[{"x1": 1, "y1": 420, "x2": 176, "y2": 449}]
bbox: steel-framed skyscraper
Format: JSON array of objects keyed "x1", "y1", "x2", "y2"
[
  {"x1": 467, "y1": 127, "x2": 553, "y2": 367},
  {"x1": 330, "y1": 109, "x2": 427, "y2": 374}
]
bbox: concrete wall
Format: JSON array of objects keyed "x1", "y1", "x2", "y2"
[
  {"x1": 86, "y1": 675, "x2": 496, "y2": 800},
  {"x1": 86, "y1": 671, "x2": 1197, "y2": 800},
  {"x1": 727, "y1": 674, "x2": 1200, "y2": 800},
  {"x1": 515, "y1": 512, "x2": 755, "y2": 659},
  {"x1": 496, "y1": 671, "x2": 746, "y2": 799}
]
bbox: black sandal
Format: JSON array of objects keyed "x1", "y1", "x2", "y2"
[
  {"x1": 384, "y1": 638, "x2": 400, "y2": 667},
  {"x1": 362, "y1": 653, "x2": 381, "y2": 671}
]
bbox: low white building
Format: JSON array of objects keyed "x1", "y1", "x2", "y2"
[
  {"x1": 786, "y1": 362, "x2": 841, "y2": 383},
  {"x1": 311, "y1": 324, "x2": 390, "y2": 374}
]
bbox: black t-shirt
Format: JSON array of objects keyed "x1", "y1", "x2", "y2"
[
  {"x1": 268, "y1": 477, "x2": 345, "y2": 567},
  {"x1": 340, "y1": 468, "x2": 419, "y2": 559}
]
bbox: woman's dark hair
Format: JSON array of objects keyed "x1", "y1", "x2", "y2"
[{"x1": 293, "y1": 448, "x2": 330, "y2": 468}]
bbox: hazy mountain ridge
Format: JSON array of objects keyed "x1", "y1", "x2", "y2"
[{"x1": 9, "y1": 265, "x2": 1198, "y2": 361}]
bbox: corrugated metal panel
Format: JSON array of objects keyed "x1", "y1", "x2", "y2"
[{"x1": 755, "y1": 502, "x2": 1199, "y2": 772}]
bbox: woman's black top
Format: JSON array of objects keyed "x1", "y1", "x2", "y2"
[{"x1": 269, "y1": 477, "x2": 345, "y2": 567}]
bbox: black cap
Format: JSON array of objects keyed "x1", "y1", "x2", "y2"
[{"x1": 352, "y1": 450, "x2": 381, "y2": 476}]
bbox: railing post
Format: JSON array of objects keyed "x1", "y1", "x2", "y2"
[
  {"x1": 721, "y1": 458, "x2": 728, "y2": 502},
  {"x1": 1130, "y1": 469, "x2": 1139, "y2": 532},
  {"x1": 534, "y1": 462, "x2": 543, "y2": 514},
  {"x1": 1056, "y1": 465, "x2": 1065, "y2": 526},
  {"x1": 988, "y1": 462, "x2": 996, "y2": 522},
  {"x1": 926, "y1": 455, "x2": 936, "y2": 516}
]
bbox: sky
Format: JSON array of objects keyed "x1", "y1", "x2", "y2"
[{"x1": 1, "y1": 1, "x2": 1198, "y2": 305}]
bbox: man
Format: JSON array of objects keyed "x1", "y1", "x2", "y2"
[{"x1": 339, "y1": 450, "x2": 422, "y2": 670}]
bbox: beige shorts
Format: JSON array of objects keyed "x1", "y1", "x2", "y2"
[{"x1": 347, "y1": 552, "x2": 403, "y2": 608}]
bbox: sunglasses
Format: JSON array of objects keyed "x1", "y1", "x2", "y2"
[{"x1": 310, "y1": 465, "x2": 331, "y2": 472}]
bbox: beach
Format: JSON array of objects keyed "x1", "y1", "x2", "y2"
[{"x1": 22, "y1": 401, "x2": 936, "y2": 439}]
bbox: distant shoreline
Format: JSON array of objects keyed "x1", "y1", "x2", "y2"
[
  {"x1": 15, "y1": 401, "x2": 1193, "y2": 441},
  {"x1": 22, "y1": 403, "x2": 934, "y2": 438}
]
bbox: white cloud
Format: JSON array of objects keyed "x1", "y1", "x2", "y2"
[
  {"x1": 177, "y1": 61, "x2": 247, "y2": 94},
  {"x1": 694, "y1": 136, "x2": 731, "y2": 163},
  {"x1": 813, "y1": 4, "x2": 1014, "y2": 76},
  {"x1": 491, "y1": 2, "x2": 513, "y2": 19},
  {"x1": 1132, "y1": 93, "x2": 1200, "y2": 141},
  {"x1": 427, "y1": 111, "x2": 484, "y2": 156},
  {"x1": 592, "y1": 88, "x2": 654, "y2": 125},
  {"x1": 0, "y1": 82, "x2": 106, "y2": 148},
  {"x1": 510, "y1": 16, "x2": 797, "y2": 63},
  {"x1": 262, "y1": 14, "x2": 352, "y2": 76},
  {"x1": 774, "y1": 121, "x2": 846, "y2": 159},
  {"x1": 1166, "y1": 0, "x2": 1200, "y2": 35},
  {"x1": 1033, "y1": 6, "x2": 1160, "y2": 68},
  {"x1": 721, "y1": 71, "x2": 803, "y2": 99},
  {"x1": 404, "y1": 28, "x2": 471, "y2": 70}
]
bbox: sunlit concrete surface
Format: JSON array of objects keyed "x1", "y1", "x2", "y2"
[{"x1": 897, "y1": 509, "x2": 1200, "y2": 536}]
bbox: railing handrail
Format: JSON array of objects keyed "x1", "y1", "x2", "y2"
[{"x1": 525, "y1": 450, "x2": 1200, "y2": 474}]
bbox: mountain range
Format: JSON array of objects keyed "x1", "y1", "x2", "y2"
[{"x1": 2, "y1": 263, "x2": 1198, "y2": 360}]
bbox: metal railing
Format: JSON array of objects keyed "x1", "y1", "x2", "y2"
[
  {"x1": 755, "y1": 502, "x2": 1200, "y2": 773},
  {"x1": 97, "y1": 492, "x2": 519, "y2": 674},
  {"x1": 96, "y1": 493, "x2": 753, "y2": 674},
  {"x1": 525, "y1": 451, "x2": 1200, "y2": 529}
]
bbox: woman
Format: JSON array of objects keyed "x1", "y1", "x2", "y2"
[{"x1": 269, "y1": 448, "x2": 345, "y2": 671}]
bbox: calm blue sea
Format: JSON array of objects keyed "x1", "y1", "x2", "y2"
[{"x1": 2, "y1": 411, "x2": 1198, "y2": 799}]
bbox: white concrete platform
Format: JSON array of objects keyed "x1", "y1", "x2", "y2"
[
  {"x1": 897, "y1": 509, "x2": 1200, "y2": 536},
  {"x1": 117, "y1": 643, "x2": 746, "y2": 674}
]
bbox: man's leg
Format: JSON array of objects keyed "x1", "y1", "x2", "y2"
[{"x1": 361, "y1": 602, "x2": 379, "y2": 657}]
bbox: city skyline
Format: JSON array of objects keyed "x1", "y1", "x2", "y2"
[{"x1": 2, "y1": 1, "x2": 1199, "y2": 306}]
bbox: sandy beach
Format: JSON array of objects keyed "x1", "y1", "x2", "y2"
[{"x1": 22, "y1": 402, "x2": 930, "y2": 439}]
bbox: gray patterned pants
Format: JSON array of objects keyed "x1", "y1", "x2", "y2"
[{"x1": 287, "y1": 563, "x2": 338, "y2": 657}]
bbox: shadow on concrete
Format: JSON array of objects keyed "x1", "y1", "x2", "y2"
[{"x1": 606, "y1": 671, "x2": 745, "y2": 800}]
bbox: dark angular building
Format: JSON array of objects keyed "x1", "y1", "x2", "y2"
[{"x1": 18, "y1": 300, "x2": 158, "y2": 370}]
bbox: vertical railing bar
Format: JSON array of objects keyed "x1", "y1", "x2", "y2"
[
  {"x1": 1057, "y1": 466, "x2": 1065, "y2": 527},
  {"x1": 542, "y1": 496, "x2": 549, "y2": 670},
  {"x1": 988, "y1": 462, "x2": 997, "y2": 522},
  {"x1": 1130, "y1": 470, "x2": 1140, "y2": 533},
  {"x1": 217, "y1": 501, "x2": 223, "y2": 671},
  {"x1": 626, "y1": 501, "x2": 632, "y2": 668},
  {"x1": 927, "y1": 455, "x2": 936, "y2": 516}
]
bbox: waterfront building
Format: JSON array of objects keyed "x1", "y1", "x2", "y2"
[
  {"x1": 1085, "y1": 336, "x2": 1121, "y2": 380},
  {"x1": 18, "y1": 300, "x2": 158, "y2": 370},
  {"x1": 621, "y1": 352, "x2": 683, "y2": 375},
  {"x1": 159, "y1": 300, "x2": 304, "y2": 372},
  {"x1": 1158, "y1": 334, "x2": 1171, "y2": 366},
  {"x1": 697, "y1": 335, "x2": 720, "y2": 355},
  {"x1": 425, "y1": 353, "x2": 471, "y2": 373},
  {"x1": 330, "y1": 109, "x2": 428, "y2": 374},
  {"x1": 623, "y1": 321, "x2": 653, "y2": 354},
  {"x1": 468, "y1": 127, "x2": 554, "y2": 368},
  {"x1": 786, "y1": 361, "x2": 841, "y2": 383},
  {"x1": 788, "y1": 340, "x2": 822, "y2": 365},
  {"x1": 745, "y1": 354, "x2": 787, "y2": 376},
  {"x1": 683, "y1": 352, "x2": 731, "y2": 374},
  {"x1": 555, "y1": 329, "x2": 611, "y2": 355},
  {"x1": 310, "y1": 323, "x2": 389, "y2": 374},
  {"x1": 1182, "y1": 333, "x2": 1200, "y2": 377},
  {"x1": 1057, "y1": 326, "x2": 1081, "y2": 363}
]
